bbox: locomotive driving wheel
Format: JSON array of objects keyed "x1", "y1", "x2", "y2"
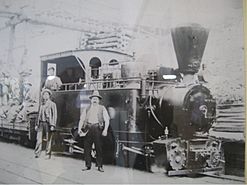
[
  {"x1": 206, "y1": 140, "x2": 224, "y2": 168},
  {"x1": 167, "y1": 140, "x2": 186, "y2": 170}
]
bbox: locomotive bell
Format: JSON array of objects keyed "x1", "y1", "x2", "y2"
[{"x1": 171, "y1": 24, "x2": 209, "y2": 74}]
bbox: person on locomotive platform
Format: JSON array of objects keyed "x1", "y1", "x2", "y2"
[
  {"x1": 34, "y1": 89, "x2": 57, "y2": 158},
  {"x1": 44, "y1": 67, "x2": 62, "y2": 90},
  {"x1": 78, "y1": 90, "x2": 110, "y2": 172}
]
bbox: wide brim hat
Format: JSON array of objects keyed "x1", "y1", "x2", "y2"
[
  {"x1": 89, "y1": 90, "x2": 102, "y2": 99},
  {"x1": 41, "y1": 88, "x2": 52, "y2": 96}
]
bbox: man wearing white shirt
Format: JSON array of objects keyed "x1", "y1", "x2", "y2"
[
  {"x1": 44, "y1": 67, "x2": 62, "y2": 90},
  {"x1": 78, "y1": 90, "x2": 110, "y2": 172}
]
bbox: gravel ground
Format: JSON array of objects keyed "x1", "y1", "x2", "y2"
[{"x1": 0, "y1": 141, "x2": 244, "y2": 184}]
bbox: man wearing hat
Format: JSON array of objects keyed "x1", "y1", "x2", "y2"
[
  {"x1": 34, "y1": 88, "x2": 57, "y2": 158},
  {"x1": 78, "y1": 90, "x2": 110, "y2": 172}
]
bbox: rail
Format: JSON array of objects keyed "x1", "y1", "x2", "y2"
[
  {"x1": 55, "y1": 78, "x2": 177, "y2": 92},
  {"x1": 58, "y1": 77, "x2": 140, "y2": 91}
]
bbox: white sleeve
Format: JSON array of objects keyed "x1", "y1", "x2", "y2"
[
  {"x1": 57, "y1": 77, "x2": 63, "y2": 87},
  {"x1": 103, "y1": 106, "x2": 110, "y2": 121},
  {"x1": 44, "y1": 79, "x2": 48, "y2": 88},
  {"x1": 78, "y1": 108, "x2": 86, "y2": 130}
]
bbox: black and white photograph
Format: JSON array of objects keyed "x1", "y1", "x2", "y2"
[{"x1": 0, "y1": 0, "x2": 245, "y2": 184}]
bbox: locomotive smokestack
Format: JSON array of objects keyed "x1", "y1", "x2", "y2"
[{"x1": 171, "y1": 24, "x2": 209, "y2": 74}]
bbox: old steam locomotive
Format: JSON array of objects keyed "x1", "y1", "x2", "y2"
[{"x1": 37, "y1": 24, "x2": 224, "y2": 176}]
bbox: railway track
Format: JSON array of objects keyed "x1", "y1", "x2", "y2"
[
  {"x1": 202, "y1": 173, "x2": 245, "y2": 183},
  {"x1": 0, "y1": 140, "x2": 243, "y2": 184}
]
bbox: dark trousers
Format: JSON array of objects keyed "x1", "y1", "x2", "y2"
[
  {"x1": 84, "y1": 123, "x2": 103, "y2": 168},
  {"x1": 34, "y1": 121, "x2": 53, "y2": 157}
]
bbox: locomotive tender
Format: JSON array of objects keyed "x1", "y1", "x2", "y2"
[{"x1": 1, "y1": 24, "x2": 225, "y2": 176}]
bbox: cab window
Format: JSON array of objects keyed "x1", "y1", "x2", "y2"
[{"x1": 90, "y1": 57, "x2": 101, "y2": 79}]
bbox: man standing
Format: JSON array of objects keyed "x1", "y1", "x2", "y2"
[
  {"x1": 44, "y1": 67, "x2": 62, "y2": 90},
  {"x1": 34, "y1": 89, "x2": 57, "y2": 159},
  {"x1": 78, "y1": 90, "x2": 110, "y2": 172}
]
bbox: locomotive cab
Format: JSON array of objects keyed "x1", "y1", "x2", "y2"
[
  {"x1": 40, "y1": 49, "x2": 143, "y2": 163},
  {"x1": 40, "y1": 50, "x2": 136, "y2": 128},
  {"x1": 41, "y1": 54, "x2": 86, "y2": 129}
]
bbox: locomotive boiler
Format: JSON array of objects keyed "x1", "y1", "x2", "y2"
[{"x1": 0, "y1": 24, "x2": 224, "y2": 176}]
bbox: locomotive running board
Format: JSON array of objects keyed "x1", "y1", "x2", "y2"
[{"x1": 168, "y1": 167, "x2": 223, "y2": 176}]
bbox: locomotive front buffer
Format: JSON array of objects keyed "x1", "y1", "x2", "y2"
[{"x1": 151, "y1": 136, "x2": 225, "y2": 176}]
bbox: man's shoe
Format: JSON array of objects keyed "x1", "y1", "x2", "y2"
[
  {"x1": 82, "y1": 167, "x2": 91, "y2": 171},
  {"x1": 45, "y1": 156, "x2": 51, "y2": 160},
  {"x1": 98, "y1": 167, "x2": 104, "y2": 172},
  {"x1": 45, "y1": 153, "x2": 51, "y2": 159}
]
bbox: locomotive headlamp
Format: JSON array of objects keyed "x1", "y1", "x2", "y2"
[{"x1": 162, "y1": 75, "x2": 176, "y2": 80}]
